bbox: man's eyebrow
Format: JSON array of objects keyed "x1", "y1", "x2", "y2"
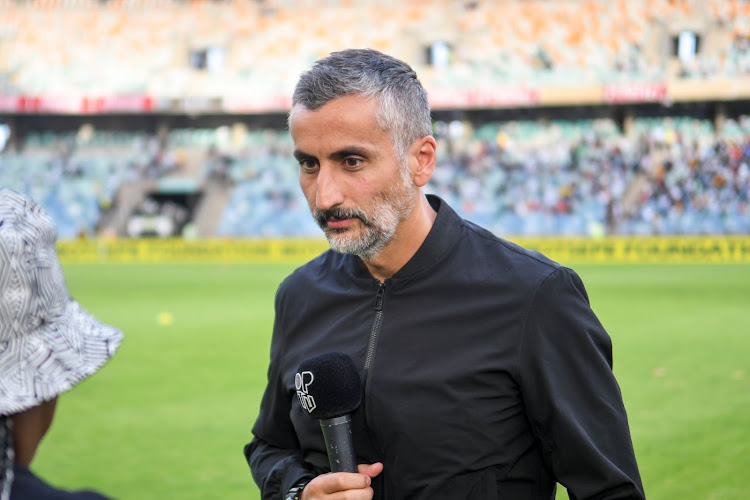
[
  {"x1": 294, "y1": 146, "x2": 375, "y2": 163},
  {"x1": 293, "y1": 150, "x2": 316, "y2": 162},
  {"x1": 328, "y1": 146, "x2": 373, "y2": 161}
]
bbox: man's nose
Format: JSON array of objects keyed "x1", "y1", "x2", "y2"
[{"x1": 315, "y1": 166, "x2": 344, "y2": 210}]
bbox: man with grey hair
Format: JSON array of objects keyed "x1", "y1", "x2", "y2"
[{"x1": 245, "y1": 49, "x2": 644, "y2": 500}]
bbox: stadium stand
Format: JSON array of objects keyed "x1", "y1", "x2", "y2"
[
  {"x1": 0, "y1": 0, "x2": 748, "y2": 238},
  {"x1": 2, "y1": 115, "x2": 747, "y2": 238},
  {"x1": 2, "y1": 0, "x2": 750, "y2": 100}
]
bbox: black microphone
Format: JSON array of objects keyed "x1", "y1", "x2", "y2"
[{"x1": 295, "y1": 352, "x2": 361, "y2": 473}]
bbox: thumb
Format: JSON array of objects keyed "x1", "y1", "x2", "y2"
[{"x1": 358, "y1": 462, "x2": 384, "y2": 478}]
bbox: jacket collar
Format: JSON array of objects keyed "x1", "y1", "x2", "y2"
[{"x1": 345, "y1": 194, "x2": 462, "y2": 284}]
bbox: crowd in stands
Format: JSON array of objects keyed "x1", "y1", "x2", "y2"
[
  {"x1": 2, "y1": 0, "x2": 750, "y2": 99},
  {"x1": 2, "y1": 115, "x2": 748, "y2": 238},
  {"x1": 1, "y1": 0, "x2": 749, "y2": 239},
  {"x1": 415, "y1": 115, "x2": 749, "y2": 237},
  {"x1": 0, "y1": 128, "x2": 184, "y2": 238}
]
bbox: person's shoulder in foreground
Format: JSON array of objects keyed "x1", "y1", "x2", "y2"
[
  {"x1": 8, "y1": 464, "x2": 111, "y2": 500},
  {"x1": 0, "y1": 188, "x2": 123, "y2": 500}
]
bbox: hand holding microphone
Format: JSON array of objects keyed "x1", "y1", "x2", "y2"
[{"x1": 294, "y1": 352, "x2": 383, "y2": 499}]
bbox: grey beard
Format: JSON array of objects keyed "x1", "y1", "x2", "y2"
[{"x1": 313, "y1": 183, "x2": 414, "y2": 262}]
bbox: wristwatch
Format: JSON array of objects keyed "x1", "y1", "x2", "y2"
[{"x1": 286, "y1": 480, "x2": 309, "y2": 500}]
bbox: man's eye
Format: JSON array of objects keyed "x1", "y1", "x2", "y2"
[
  {"x1": 299, "y1": 159, "x2": 317, "y2": 169},
  {"x1": 344, "y1": 157, "x2": 363, "y2": 168}
]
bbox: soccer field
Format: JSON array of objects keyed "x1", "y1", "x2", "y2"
[{"x1": 34, "y1": 262, "x2": 750, "y2": 500}]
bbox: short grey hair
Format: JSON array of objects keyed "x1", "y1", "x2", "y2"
[{"x1": 291, "y1": 48, "x2": 432, "y2": 163}]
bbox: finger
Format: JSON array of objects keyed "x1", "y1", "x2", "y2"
[
  {"x1": 327, "y1": 487, "x2": 375, "y2": 500},
  {"x1": 314, "y1": 472, "x2": 372, "y2": 495},
  {"x1": 357, "y1": 462, "x2": 384, "y2": 478}
]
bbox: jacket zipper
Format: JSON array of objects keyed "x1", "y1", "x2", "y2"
[
  {"x1": 362, "y1": 281, "x2": 386, "y2": 464},
  {"x1": 365, "y1": 281, "x2": 385, "y2": 379}
]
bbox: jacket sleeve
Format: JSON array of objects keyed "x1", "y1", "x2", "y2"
[
  {"x1": 518, "y1": 267, "x2": 646, "y2": 500},
  {"x1": 245, "y1": 285, "x2": 316, "y2": 499},
  {"x1": 244, "y1": 437, "x2": 315, "y2": 500}
]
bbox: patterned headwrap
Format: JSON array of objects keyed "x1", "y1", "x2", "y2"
[{"x1": 0, "y1": 188, "x2": 123, "y2": 416}]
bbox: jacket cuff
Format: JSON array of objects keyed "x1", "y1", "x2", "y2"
[{"x1": 277, "y1": 458, "x2": 315, "y2": 500}]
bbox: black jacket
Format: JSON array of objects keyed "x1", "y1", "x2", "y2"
[
  {"x1": 246, "y1": 196, "x2": 645, "y2": 500},
  {"x1": 10, "y1": 465, "x2": 111, "y2": 500}
]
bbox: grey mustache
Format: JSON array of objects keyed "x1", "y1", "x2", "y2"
[{"x1": 314, "y1": 208, "x2": 370, "y2": 227}]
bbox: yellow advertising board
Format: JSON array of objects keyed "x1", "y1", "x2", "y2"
[
  {"x1": 56, "y1": 238, "x2": 331, "y2": 264},
  {"x1": 514, "y1": 236, "x2": 750, "y2": 264},
  {"x1": 56, "y1": 236, "x2": 750, "y2": 265}
]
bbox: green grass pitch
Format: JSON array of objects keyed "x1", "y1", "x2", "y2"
[{"x1": 31, "y1": 262, "x2": 750, "y2": 499}]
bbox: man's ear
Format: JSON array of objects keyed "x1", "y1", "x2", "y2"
[{"x1": 411, "y1": 136, "x2": 437, "y2": 187}]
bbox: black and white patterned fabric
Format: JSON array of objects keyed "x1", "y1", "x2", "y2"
[{"x1": 0, "y1": 188, "x2": 123, "y2": 416}]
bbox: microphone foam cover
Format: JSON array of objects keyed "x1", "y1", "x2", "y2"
[{"x1": 296, "y1": 352, "x2": 362, "y2": 420}]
